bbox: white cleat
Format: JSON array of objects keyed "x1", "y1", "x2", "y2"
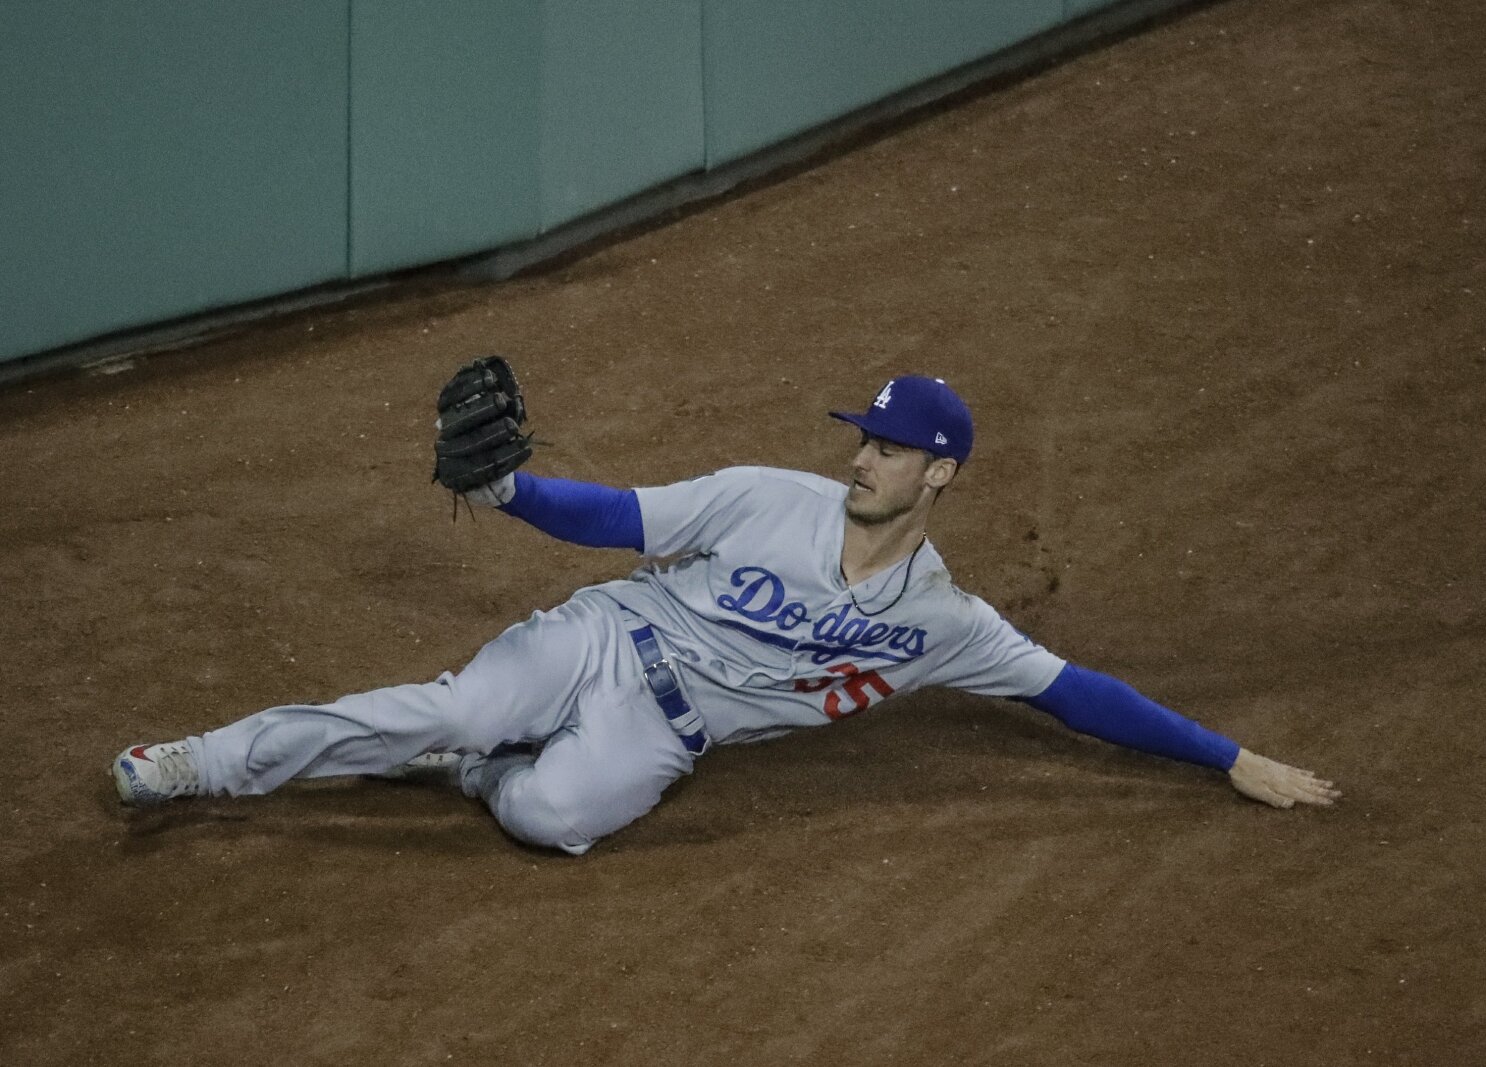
[
  {"x1": 112, "y1": 741, "x2": 202, "y2": 806},
  {"x1": 370, "y1": 752, "x2": 464, "y2": 788}
]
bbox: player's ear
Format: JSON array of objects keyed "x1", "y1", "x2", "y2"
[{"x1": 925, "y1": 457, "x2": 957, "y2": 490}]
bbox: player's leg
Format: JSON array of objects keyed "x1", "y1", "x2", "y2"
[
  {"x1": 114, "y1": 596, "x2": 611, "y2": 805},
  {"x1": 187, "y1": 673, "x2": 496, "y2": 798},
  {"x1": 463, "y1": 673, "x2": 696, "y2": 855}
]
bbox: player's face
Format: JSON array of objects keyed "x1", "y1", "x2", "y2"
[{"x1": 845, "y1": 434, "x2": 943, "y2": 525}]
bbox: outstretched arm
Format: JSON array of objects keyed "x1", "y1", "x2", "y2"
[
  {"x1": 1022, "y1": 663, "x2": 1339, "y2": 809},
  {"x1": 469, "y1": 471, "x2": 644, "y2": 551}
]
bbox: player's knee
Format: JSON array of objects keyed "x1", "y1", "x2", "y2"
[{"x1": 493, "y1": 767, "x2": 595, "y2": 856}]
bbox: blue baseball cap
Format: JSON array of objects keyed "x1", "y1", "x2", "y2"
[{"x1": 829, "y1": 375, "x2": 974, "y2": 464}]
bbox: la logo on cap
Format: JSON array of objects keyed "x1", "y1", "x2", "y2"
[{"x1": 873, "y1": 381, "x2": 894, "y2": 409}]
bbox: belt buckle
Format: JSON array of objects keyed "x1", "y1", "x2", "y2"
[{"x1": 643, "y1": 657, "x2": 679, "y2": 700}]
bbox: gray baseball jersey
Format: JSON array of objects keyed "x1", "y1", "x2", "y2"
[{"x1": 589, "y1": 466, "x2": 1065, "y2": 744}]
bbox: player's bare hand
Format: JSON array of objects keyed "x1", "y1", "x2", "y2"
[{"x1": 1227, "y1": 748, "x2": 1341, "y2": 809}]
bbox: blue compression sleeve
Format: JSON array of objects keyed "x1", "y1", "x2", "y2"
[
  {"x1": 1023, "y1": 663, "x2": 1240, "y2": 771},
  {"x1": 498, "y1": 471, "x2": 644, "y2": 550}
]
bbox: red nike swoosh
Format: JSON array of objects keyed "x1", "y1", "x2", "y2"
[{"x1": 129, "y1": 745, "x2": 152, "y2": 762}]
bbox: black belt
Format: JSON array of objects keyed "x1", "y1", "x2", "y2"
[{"x1": 623, "y1": 617, "x2": 710, "y2": 757}]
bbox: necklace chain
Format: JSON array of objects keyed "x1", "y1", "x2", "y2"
[{"x1": 840, "y1": 535, "x2": 927, "y2": 618}]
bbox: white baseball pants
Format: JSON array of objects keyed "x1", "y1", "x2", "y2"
[{"x1": 186, "y1": 592, "x2": 697, "y2": 854}]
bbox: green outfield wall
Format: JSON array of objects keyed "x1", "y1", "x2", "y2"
[{"x1": 0, "y1": 0, "x2": 1128, "y2": 368}]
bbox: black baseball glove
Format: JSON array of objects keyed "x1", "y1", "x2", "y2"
[{"x1": 432, "y1": 355, "x2": 533, "y2": 494}]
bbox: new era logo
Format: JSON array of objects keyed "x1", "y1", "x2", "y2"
[{"x1": 935, "y1": 432, "x2": 948, "y2": 445}]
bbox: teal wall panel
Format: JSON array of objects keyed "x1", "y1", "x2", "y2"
[
  {"x1": 539, "y1": 0, "x2": 704, "y2": 231},
  {"x1": 1, "y1": 0, "x2": 1150, "y2": 365},
  {"x1": 0, "y1": 1, "x2": 349, "y2": 363},
  {"x1": 348, "y1": 0, "x2": 543, "y2": 276},
  {"x1": 702, "y1": 0, "x2": 1064, "y2": 166}
]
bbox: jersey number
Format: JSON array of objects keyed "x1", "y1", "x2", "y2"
[{"x1": 794, "y1": 662, "x2": 895, "y2": 720}]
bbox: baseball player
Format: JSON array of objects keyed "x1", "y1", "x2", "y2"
[{"x1": 112, "y1": 361, "x2": 1339, "y2": 854}]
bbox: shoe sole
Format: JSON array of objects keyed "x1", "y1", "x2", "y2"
[{"x1": 367, "y1": 752, "x2": 463, "y2": 787}]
